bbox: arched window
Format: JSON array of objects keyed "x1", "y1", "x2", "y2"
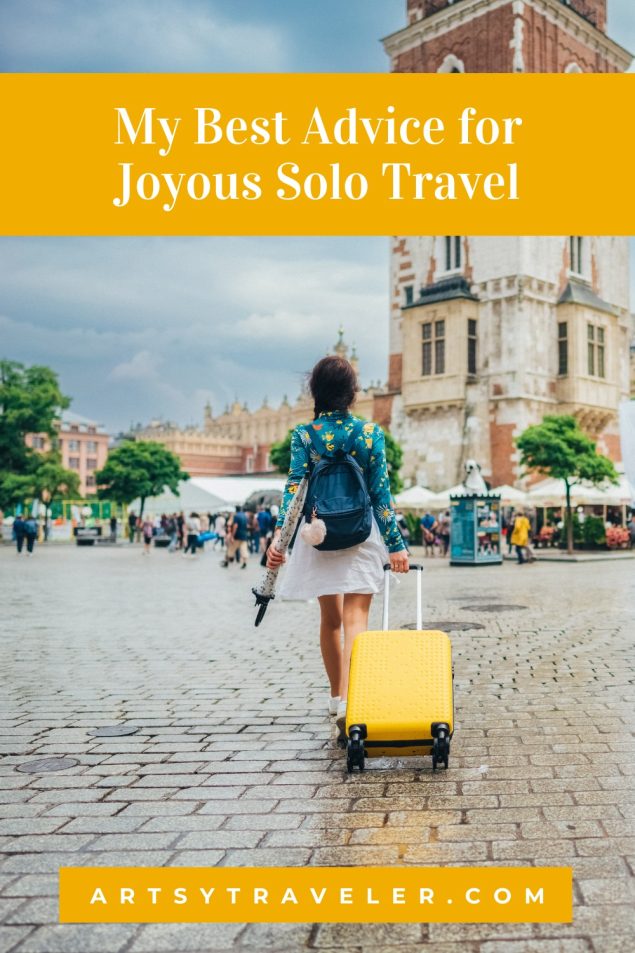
[
  {"x1": 564, "y1": 62, "x2": 583, "y2": 73},
  {"x1": 437, "y1": 54, "x2": 465, "y2": 73}
]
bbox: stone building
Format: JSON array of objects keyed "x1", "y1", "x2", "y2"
[
  {"x1": 27, "y1": 411, "x2": 110, "y2": 497},
  {"x1": 382, "y1": 0, "x2": 632, "y2": 490},
  {"x1": 137, "y1": 330, "x2": 393, "y2": 477}
]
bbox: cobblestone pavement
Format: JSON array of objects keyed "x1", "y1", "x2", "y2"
[{"x1": 1, "y1": 541, "x2": 634, "y2": 953}]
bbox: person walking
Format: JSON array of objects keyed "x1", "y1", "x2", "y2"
[
  {"x1": 267, "y1": 354, "x2": 409, "y2": 735},
  {"x1": 141, "y1": 516, "x2": 153, "y2": 555},
  {"x1": 109, "y1": 514, "x2": 117, "y2": 541},
  {"x1": 420, "y1": 510, "x2": 438, "y2": 557},
  {"x1": 214, "y1": 512, "x2": 226, "y2": 549},
  {"x1": 510, "y1": 508, "x2": 531, "y2": 564},
  {"x1": 223, "y1": 506, "x2": 249, "y2": 568},
  {"x1": 13, "y1": 514, "x2": 26, "y2": 554},
  {"x1": 22, "y1": 514, "x2": 38, "y2": 556},
  {"x1": 127, "y1": 510, "x2": 136, "y2": 543},
  {"x1": 183, "y1": 512, "x2": 201, "y2": 557},
  {"x1": 257, "y1": 506, "x2": 272, "y2": 554},
  {"x1": 438, "y1": 510, "x2": 451, "y2": 556}
]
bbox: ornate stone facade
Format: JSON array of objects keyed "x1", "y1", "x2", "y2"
[
  {"x1": 383, "y1": 0, "x2": 632, "y2": 490},
  {"x1": 137, "y1": 330, "x2": 390, "y2": 477}
]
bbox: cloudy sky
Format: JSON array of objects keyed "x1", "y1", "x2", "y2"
[{"x1": 0, "y1": 0, "x2": 633, "y2": 432}]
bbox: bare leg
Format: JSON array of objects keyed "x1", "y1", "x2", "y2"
[
  {"x1": 318, "y1": 595, "x2": 343, "y2": 696},
  {"x1": 339, "y1": 593, "x2": 372, "y2": 700}
]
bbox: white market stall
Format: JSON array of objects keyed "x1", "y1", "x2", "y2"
[
  {"x1": 133, "y1": 476, "x2": 286, "y2": 516},
  {"x1": 394, "y1": 485, "x2": 438, "y2": 510}
]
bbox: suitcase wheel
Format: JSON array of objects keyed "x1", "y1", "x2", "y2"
[
  {"x1": 432, "y1": 724, "x2": 451, "y2": 771},
  {"x1": 346, "y1": 726, "x2": 366, "y2": 773}
]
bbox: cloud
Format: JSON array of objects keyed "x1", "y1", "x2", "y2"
[
  {"x1": 0, "y1": 0, "x2": 289, "y2": 71},
  {"x1": 110, "y1": 350, "x2": 162, "y2": 381}
]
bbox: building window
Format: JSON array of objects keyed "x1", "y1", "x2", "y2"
[
  {"x1": 86, "y1": 458, "x2": 97, "y2": 471},
  {"x1": 569, "y1": 236, "x2": 584, "y2": 276},
  {"x1": 587, "y1": 323, "x2": 606, "y2": 378},
  {"x1": 86, "y1": 441, "x2": 98, "y2": 453},
  {"x1": 86, "y1": 475, "x2": 96, "y2": 489},
  {"x1": 31, "y1": 436, "x2": 45, "y2": 449},
  {"x1": 68, "y1": 439, "x2": 80, "y2": 451},
  {"x1": 69, "y1": 456, "x2": 80, "y2": 469},
  {"x1": 444, "y1": 236, "x2": 462, "y2": 272},
  {"x1": 70, "y1": 424, "x2": 79, "y2": 432},
  {"x1": 246, "y1": 454, "x2": 254, "y2": 473},
  {"x1": 467, "y1": 319, "x2": 478, "y2": 376},
  {"x1": 558, "y1": 322, "x2": 568, "y2": 376},
  {"x1": 404, "y1": 285, "x2": 414, "y2": 306},
  {"x1": 422, "y1": 320, "x2": 445, "y2": 376},
  {"x1": 87, "y1": 426, "x2": 96, "y2": 434}
]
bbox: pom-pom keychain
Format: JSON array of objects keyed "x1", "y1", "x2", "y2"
[{"x1": 300, "y1": 507, "x2": 327, "y2": 547}]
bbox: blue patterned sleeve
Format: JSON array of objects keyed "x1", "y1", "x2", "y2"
[
  {"x1": 364, "y1": 424, "x2": 406, "y2": 553},
  {"x1": 276, "y1": 426, "x2": 310, "y2": 529}
]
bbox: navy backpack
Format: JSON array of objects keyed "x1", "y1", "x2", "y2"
[{"x1": 303, "y1": 420, "x2": 372, "y2": 551}]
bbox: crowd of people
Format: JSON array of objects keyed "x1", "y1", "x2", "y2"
[{"x1": 124, "y1": 504, "x2": 280, "y2": 565}]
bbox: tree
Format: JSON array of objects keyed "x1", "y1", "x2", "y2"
[
  {"x1": 0, "y1": 360, "x2": 71, "y2": 508},
  {"x1": 516, "y1": 415, "x2": 618, "y2": 555},
  {"x1": 96, "y1": 440, "x2": 189, "y2": 517},
  {"x1": 269, "y1": 423, "x2": 404, "y2": 494}
]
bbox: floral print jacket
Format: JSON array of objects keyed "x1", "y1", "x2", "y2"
[{"x1": 276, "y1": 411, "x2": 405, "y2": 553}]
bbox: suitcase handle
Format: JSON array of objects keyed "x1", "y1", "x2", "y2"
[{"x1": 382, "y1": 563, "x2": 423, "y2": 631}]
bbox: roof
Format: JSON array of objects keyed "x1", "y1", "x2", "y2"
[
  {"x1": 60, "y1": 411, "x2": 107, "y2": 434},
  {"x1": 557, "y1": 280, "x2": 617, "y2": 316},
  {"x1": 404, "y1": 276, "x2": 479, "y2": 309}
]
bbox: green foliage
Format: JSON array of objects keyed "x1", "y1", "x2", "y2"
[
  {"x1": 516, "y1": 415, "x2": 618, "y2": 486},
  {"x1": 269, "y1": 431, "x2": 292, "y2": 474},
  {"x1": 516, "y1": 415, "x2": 618, "y2": 554},
  {"x1": 404, "y1": 511, "x2": 422, "y2": 545},
  {"x1": 96, "y1": 440, "x2": 189, "y2": 515},
  {"x1": 0, "y1": 360, "x2": 72, "y2": 508},
  {"x1": 269, "y1": 423, "x2": 404, "y2": 495},
  {"x1": 582, "y1": 515, "x2": 606, "y2": 548},
  {"x1": 383, "y1": 429, "x2": 404, "y2": 495}
]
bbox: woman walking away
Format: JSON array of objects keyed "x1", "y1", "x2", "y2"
[
  {"x1": 511, "y1": 508, "x2": 531, "y2": 564},
  {"x1": 267, "y1": 355, "x2": 409, "y2": 735}
]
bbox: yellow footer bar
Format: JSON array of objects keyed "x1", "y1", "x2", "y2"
[{"x1": 59, "y1": 866, "x2": 572, "y2": 923}]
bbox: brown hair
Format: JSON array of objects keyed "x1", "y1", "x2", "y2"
[{"x1": 308, "y1": 355, "x2": 358, "y2": 418}]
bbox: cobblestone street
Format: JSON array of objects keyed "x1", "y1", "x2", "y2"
[{"x1": 1, "y1": 541, "x2": 634, "y2": 953}]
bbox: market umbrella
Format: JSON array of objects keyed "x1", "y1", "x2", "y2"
[
  {"x1": 395, "y1": 485, "x2": 437, "y2": 510},
  {"x1": 492, "y1": 484, "x2": 528, "y2": 505}
]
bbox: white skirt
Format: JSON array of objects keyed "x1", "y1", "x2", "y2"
[{"x1": 278, "y1": 517, "x2": 389, "y2": 601}]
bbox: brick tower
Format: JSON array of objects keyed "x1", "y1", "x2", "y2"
[{"x1": 382, "y1": 0, "x2": 632, "y2": 490}]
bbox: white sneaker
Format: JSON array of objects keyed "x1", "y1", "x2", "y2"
[
  {"x1": 336, "y1": 701, "x2": 347, "y2": 735},
  {"x1": 328, "y1": 696, "x2": 340, "y2": 716}
]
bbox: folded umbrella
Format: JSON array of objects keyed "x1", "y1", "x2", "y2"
[{"x1": 252, "y1": 477, "x2": 308, "y2": 626}]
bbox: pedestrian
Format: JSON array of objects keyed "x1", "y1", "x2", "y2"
[
  {"x1": 214, "y1": 512, "x2": 226, "y2": 549},
  {"x1": 510, "y1": 508, "x2": 531, "y2": 564},
  {"x1": 141, "y1": 516, "x2": 153, "y2": 555},
  {"x1": 257, "y1": 506, "x2": 273, "y2": 554},
  {"x1": 222, "y1": 506, "x2": 249, "y2": 568},
  {"x1": 420, "y1": 510, "x2": 438, "y2": 557},
  {"x1": 177, "y1": 512, "x2": 185, "y2": 550},
  {"x1": 182, "y1": 512, "x2": 201, "y2": 557},
  {"x1": 22, "y1": 514, "x2": 38, "y2": 556},
  {"x1": 438, "y1": 510, "x2": 451, "y2": 556},
  {"x1": 109, "y1": 514, "x2": 117, "y2": 541},
  {"x1": 395, "y1": 509, "x2": 411, "y2": 553},
  {"x1": 13, "y1": 514, "x2": 26, "y2": 554},
  {"x1": 167, "y1": 514, "x2": 178, "y2": 552},
  {"x1": 127, "y1": 510, "x2": 136, "y2": 543},
  {"x1": 247, "y1": 510, "x2": 259, "y2": 554},
  {"x1": 267, "y1": 354, "x2": 409, "y2": 735}
]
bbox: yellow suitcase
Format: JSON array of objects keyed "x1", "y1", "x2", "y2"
[{"x1": 345, "y1": 564, "x2": 453, "y2": 773}]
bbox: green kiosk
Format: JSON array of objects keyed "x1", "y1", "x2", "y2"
[{"x1": 449, "y1": 491, "x2": 502, "y2": 566}]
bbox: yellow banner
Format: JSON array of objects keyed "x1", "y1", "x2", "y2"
[
  {"x1": 1, "y1": 73, "x2": 633, "y2": 236},
  {"x1": 59, "y1": 866, "x2": 572, "y2": 923}
]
